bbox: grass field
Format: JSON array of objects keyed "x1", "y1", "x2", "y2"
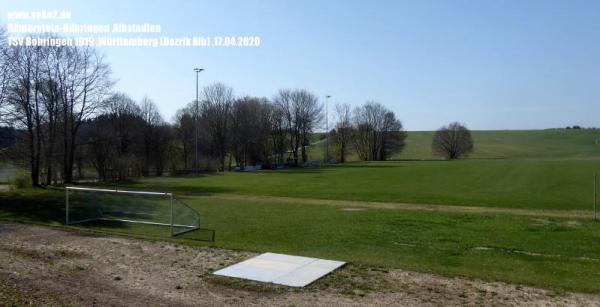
[
  {"x1": 2, "y1": 189, "x2": 600, "y2": 293},
  {"x1": 127, "y1": 158, "x2": 600, "y2": 211},
  {"x1": 1, "y1": 129, "x2": 600, "y2": 293}
]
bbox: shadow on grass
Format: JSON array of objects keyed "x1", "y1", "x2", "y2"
[
  {"x1": 177, "y1": 228, "x2": 216, "y2": 242},
  {"x1": 0, "y1": 189, "x2": 215, "y2": 242},
  {"x1": 73, "y1": 181, "x2": 236, "y2": 197},
  {"x1": 388, "y1": 159, "x2": 446, "y2": 162},
  {"x1": 72, "y1": 219, "x2": 216, "y2": 242},
  {"x1": 0, "y1": 190, "x2": 65, "y2": 224}
]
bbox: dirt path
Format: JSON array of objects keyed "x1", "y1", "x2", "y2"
[
  {"x1": 202, "y1": 194, "x2": 594, "y2": 220},
  {"x1": 0, "y1": 223, "x2": 598, "y2": 306}
]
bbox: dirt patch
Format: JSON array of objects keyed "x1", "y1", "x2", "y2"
[
  {"x1": 206, "y1": 193, "x2": 595, "y2": 220},
  {"x1": 0, "y1": 223, "x2": 599, "y2": 306},
  {"x1": 565, "y1": 220, "x2": 582, "y2": 228},
  {"x1": 339, "y1": 207, "x2": 367, "y2": 211},
  {"x1": 471, "y1": 245, "x2": 600, "y2": 262},
  {"x1": 530, "y1": 218, "x2": 551, "y2": 225}
]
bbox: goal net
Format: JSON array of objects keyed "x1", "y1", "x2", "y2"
[{"x1": 65, "y1": 187, "x2": 200, "y2": 237}]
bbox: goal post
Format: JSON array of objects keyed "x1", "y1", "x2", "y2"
[{"x1": 65, "y1": 186, "x2": 200, "y2": 237}]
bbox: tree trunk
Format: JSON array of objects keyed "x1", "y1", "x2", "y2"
[
  {"x1": 220, "y1": 152, "x2": 226, "y2": 172},
  {"x1": 340, "y1": 140, "x2": 345, "y2": 163},
  {"x1": 62, "y1": 109, "x2": 70, "y2": 183},
  {"x1": 64, "y1": 130, "x2": 76, "y2": 183},
  {"x1": 182, "y1": 143, "x2": 188, "y2": 171},
  {"x1": 45, "y1": 137, "x2": 54, "y2": 184},
  {"x1": 293, "y1": 135, "x2": 300, "y2": 166},
  {"x1": 301, "y1": 142, "x2": 307, "y2": 163},
  {"x1": 228, "y1": 153, "x2": 232, "y2": 171},
  {"x1": 27, "y1": 129, "x2": 40, "y2": 187}
]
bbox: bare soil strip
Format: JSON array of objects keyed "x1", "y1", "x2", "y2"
[
  {"x1": 1, "y1": 223, "x2": 599, "y2": 306},
  {"x1": 203, "y1": 194, "x2": 594, "y2": 219}
]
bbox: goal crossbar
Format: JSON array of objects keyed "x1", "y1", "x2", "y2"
[
  {"x1": 65, "y1": 186, "x2": 200, "y2": 237},
  {"x1": 66, "y1": 186, "x2": 172, "y2": 196}
]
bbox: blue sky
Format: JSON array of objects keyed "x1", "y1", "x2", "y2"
[{"x1": 1, "y1": 0, "x2": 599, "y2": 130}]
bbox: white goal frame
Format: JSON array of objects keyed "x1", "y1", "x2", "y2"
[{"x1": 65, "y1": 186, "x2": 200, "y2": 237}]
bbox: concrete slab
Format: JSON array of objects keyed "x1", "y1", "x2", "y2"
[{"x1": 213, "y1": 252, "x2": 345, "y2": 287}]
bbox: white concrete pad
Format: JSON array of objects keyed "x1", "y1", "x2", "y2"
[{"x1": 213, "y1": 252, "x2": 345, "y2": 287}]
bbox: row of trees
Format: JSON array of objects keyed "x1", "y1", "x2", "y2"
[
  {"x1": 170, "y1": 87, "x2": 408, "y2": 172},
  {"x1": 169, "y1": 86, "x2": 326, "y2": 172},
  {"x1": 0, "y1": 30, "x2": 111, "y2": 186},
  {"x1": 0, "y1": 31, "x2": 472, "y2": 186},
  {"x1": 80, "y1": 94, "x2": 172, "y2": 181},
  {"x1": 332, "y1": 102, "x2": 406, "y2": 162},
  {"x1": 0, "y1": 37, "x2": 410, "y2": 185}
]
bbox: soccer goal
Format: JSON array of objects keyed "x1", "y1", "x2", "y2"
[{"x1": 65, "y1": 186, "x2": 200, "y2": 237}]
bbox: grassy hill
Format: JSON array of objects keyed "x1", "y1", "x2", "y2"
[
  {"x1": 398, "y1": 129, "x2": 600, "y2": 160},
  {"x1": 309, "y1": 129, "x2": 600, "y2": 161}
]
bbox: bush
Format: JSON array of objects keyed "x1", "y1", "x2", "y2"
[{"x1": 9, "y1": 170, "x2": 31, "y2": 189}]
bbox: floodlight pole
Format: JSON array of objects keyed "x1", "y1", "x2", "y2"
[
  {"x1": 194, "y1": 68, "x2": 204, "y2": 174},
  {"x1": 325, "y1": 95, "x2": 331, "y2": 165}
]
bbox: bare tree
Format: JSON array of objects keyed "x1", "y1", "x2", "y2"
[
  {"x1": 273, "y1": 89, "x2": 322, "y2": 166},
  {"x1": 80, "y1": 116, "x2": 112, "y2": 181},
  {"x1": 58, "y1": 46, "x2": 112, "y2": 182},
  {"x1": 140, "y1": 96, "x2": 163, "y2": 126},
  {"x1": 0, "y1": 27, "x2": 9, "y2": 116},
  {"x1": 88, "y1": 93, "x2": 143, "y2": 180},
  {"x1": 152, "y1": 124, "x2": 172, "y2": 176},
  {"x1": 352, "y1": 101, "x2": 406, "y2": 161},
  {"x1": 39, "y1": 47, "x2": 63, "y2": 184},
  {"x1": 333, "y1": 103, "x2": 352, "y2": 163},
  {"x1": 201, "y1": 83, "x2": 233, "y2": 171},
  {"x1": 267, "y1": 104, "x2": 287, "y2": 167},
  {"x1": 2, "y1": 38, "x2": 113, "y2": 185},
  {"x1": 432, "y1": 122, "x2": 474, "y2": 160},
  {"x1": 5, "y1": 45, "x2": 46, "y2": 186},
  {"x1": 174, "y1": 105, "x2": 195, "y2": 170},
  {"x1": 293, "y1": 89, "x2": 323, "y2": 163},
  {"x1": 140, "y1": 96, "x2": 164, "y2": 175},
  {"x1": 229, "y1": 96, "x2": 271, "y2": 169},
  {"x1": 273, "y1": 89, "x2": 296, "y2": 165}
]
